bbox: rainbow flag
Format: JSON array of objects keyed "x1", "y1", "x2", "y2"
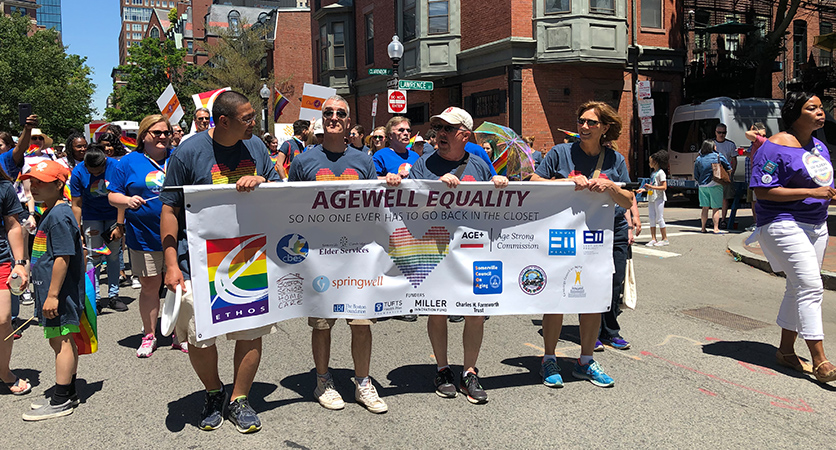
[
  {"x1": 91, "y1": 245, "x2": 111, "y2": 256},
  {"x1": 192, "y1": 87, "x2": 230, "y2": 128},
  {"x1": 72, "y1": 267, "x2": 98, "y2": 355},
  {"x1": 405, "y1": 136, "x2": 416, "y2": 151},
  {"x1": 120, "y1": 136, "x2": 137, "y2": 151},
  {"x1": 273, "y1": 89, "x2": 289, "y2": 121},
  {"x1": 558, "y1": 128, "x2": 580, "y2": 139},
  {"x1": 492, "y1": 149, "x2": 508, "y2": 176}
]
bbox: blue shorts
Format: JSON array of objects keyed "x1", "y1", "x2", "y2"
[{"x1": 699, "y1": 185, "x2": 723, "y2": 209}]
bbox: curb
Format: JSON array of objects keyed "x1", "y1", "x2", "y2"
[{"x1": 728, "y1": 232, "x2": 836, "y2": 291}]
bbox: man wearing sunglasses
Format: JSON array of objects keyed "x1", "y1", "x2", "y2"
[
  {"x1": 713, "y1": 123, "x2": 737, "y2": 228},
  {"x1": 170, "y1": 124, "x2": 184, "y2": 148},
  {"x1": 373, "y1": 116, "x2": 419, "y2": 179},
  {"x1": 387, "y1": 106, "x2": 508, "y2": 405},
  {"x1": 287, "y1": 95, "x2": 387, "y2": 414},
  {"x1": 180, "y1": 108, "x2": 212, "y2": 145},
  {"x1": 161, "y1": 91, "x2": 281, "y2": 434}
]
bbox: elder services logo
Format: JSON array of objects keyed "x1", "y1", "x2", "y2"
[{"x1": 207, "y1": 234, "x2": 269, "y2": 324}]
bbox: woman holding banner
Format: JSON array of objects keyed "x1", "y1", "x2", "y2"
[
  {"x1": 108, "y1": 115, "x2": 182, "y2": 358},
  {"x1": 530, "y1": 101, "x2": 634, "y2": 388}
]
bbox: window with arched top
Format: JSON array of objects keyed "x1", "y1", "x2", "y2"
[
  {"x1": 150, "y1": 27, "x2": 160, "y2": 39},
  {"x1": 228, "y1": 10, "x2": 241, "y2": 32}
]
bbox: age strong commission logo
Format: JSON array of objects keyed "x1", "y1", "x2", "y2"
[{"x1": 207, "y1": 234, "x2": 269, "y2": 324}]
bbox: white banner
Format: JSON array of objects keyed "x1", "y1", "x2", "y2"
[
  {"x1": 156, "y1": 83, "x2": 185, "y2": 125},
  {"x1": 299, "y1": 83, "x2": 337, "y2": 120},
  {"x1": 184, "y1": 181, "x2": 615, "y2": 340}
]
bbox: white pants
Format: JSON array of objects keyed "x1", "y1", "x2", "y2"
[
  {"x1": 647, "y1": 200, "x2": 666, "y2": 228},
  {"x1": 758, "y1": 220, "x2": 828, "y2": 340}
]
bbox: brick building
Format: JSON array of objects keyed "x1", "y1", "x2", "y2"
[
  {"x1": 2, "y1": 0, "x2": 38, "y2": 22},
  {"x1": 312, "y1": 0, "x2": 684, "y2": 177}
]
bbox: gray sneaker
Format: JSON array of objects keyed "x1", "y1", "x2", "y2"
[
  {"x1": 30, "y1": 395, "x2": 79, "y2": 410},
  {"x1": 22, "y1": 399, "x2": 74, "y2": 421},
  {"x1": 227, "y1": 397, "x2": 262, "y2": 433},
  {"x1": 199, "y1": 389, "x2": 226, "y2": 431}
]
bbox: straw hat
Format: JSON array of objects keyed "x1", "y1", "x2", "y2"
[{"x1": 30, "y1": 128, "x2": 54, "y2": 148}]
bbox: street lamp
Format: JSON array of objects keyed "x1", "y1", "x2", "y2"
[
  {"x1": 259, "y1": 83, "x2": 271, "y2": 135},
  {"x1": 387, "y1": 35, "x2": 404, "y2": 81}
]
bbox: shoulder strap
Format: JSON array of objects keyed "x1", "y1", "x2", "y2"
[
  {"x1": 591, "y1": 148, "x2": 606, "y2": 179},
  {"x1": 453, "y1": 152, "x2": 470, "y2": 179}
]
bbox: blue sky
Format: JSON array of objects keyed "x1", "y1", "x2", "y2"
[{"x1": 62, "y1": 1, "x2": 121, "y2": 119}]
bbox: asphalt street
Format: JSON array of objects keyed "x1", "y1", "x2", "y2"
[{"x1": 2, "y1": 202, "x2": 836, "y2": 449}]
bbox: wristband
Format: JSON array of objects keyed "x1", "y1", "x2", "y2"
[{"x1": 14, "y1": 260, "x2": 27, "y2": 266}]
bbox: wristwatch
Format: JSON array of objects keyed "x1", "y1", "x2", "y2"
[{"x1": 14, "y1": 260, "x2": 27, "y2": 266}]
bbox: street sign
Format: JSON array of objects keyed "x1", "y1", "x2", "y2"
[
  {"x1": 368, "y1": 68, "x2": 393, "y2": 76},
  {"x1": 398, "y1": 80, "x2": 434, "y2": 91},
  {"x1": 637, "y1": 80, "x2": 651, "y2": 99},
  {"x1": 371, "y1": 96, "x2": 378, "y2": 117},
  {"x1": 387, "y1": 79, "x2": 399, "y2": 89},
  {"x1": 638, "y1": 98, "x2": 655, "y2": 117},
  {"x1": 388, "y1": 90, "x2": 407, "y2": 114},
  {"x1": 641, "y1": 116, "x2": 653, "y2": 135}
]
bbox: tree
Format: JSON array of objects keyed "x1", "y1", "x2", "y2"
[
  {"x1": 0, "y1": 13, "x2": 95, "y2": 140},
  {"x1": 106, "y1": 38, "x2": 203, "y2": 123},
  {"x1": 747, "y1": 0, "x2": 802, "y2": 96}
]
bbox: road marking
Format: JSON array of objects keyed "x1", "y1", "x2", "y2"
[
  {"x1": 698, "y1": 388, "x2": 717, "y2": 397},
  {"x1": 525, "y1": 343, "x2": 569, "y2": 357},
  {"x1": 632, "y1": 246, "x2": 681, "y2": 258},
  {"x1": 656, "y1": 335, "x2": 705, "y2": 347},
  {"x1": 525, "y1": 342, "x2": 641, "y2": 360},
  {"x1": 637, "y1": 231, "x2": 705, "y2": 240}
]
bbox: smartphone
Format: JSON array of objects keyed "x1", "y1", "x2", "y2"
[{"x1": 18, "y1": 103, "x2": 32, "y2": 127}]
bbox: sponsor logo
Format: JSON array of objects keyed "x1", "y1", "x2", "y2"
[
  {"x1": 519, "y1": 265, "x2": 547, "y2": 295},
  {"x1": 276, "y1": 273, "x2": 304, "y2": 309},
  {"x1": 375, "y1": 302, "x2": 383, "y2": 312},
  {"x1": 549, "y1": 229, "x2": 576, "y2": 256},
  {"x1": 206, "y1": 234, "x2": 269, "y2": 324},
  {"x1": 374, "y1": 300, "x2": 403, "y2": 315},
  {"x1": 319, "y1": 235, "x2": 371, "y2": 255},
  {"x1": 473, "y1": 261, "x2": 502, "y2": 295},
  {"x1": 459, "y1": 229, "x2": 487, "y2": 249},
  {"x1": 333, "y1": 304, "x2": 345, "y2": 312},
  {"x1": 562, "y1": 265, "x2": 586, "y2": 298},
  {"x1": 333, "y1": 303, "x2": 367, "y2": 314},
  {"x1": 494, "y1": 232, "x2": 539, "y2": 250},
  {"x1": 583, "y1": 230, "x2": 604, "y2": 244},
  {"x1": 277, "y1": 233, "x2": 309, "y2": 264},
  {"x1": 330, "y1": 276, "x2": 384, "y2": 290},
  {"x1": 312, "y1": 275, "x2": 330, "y2": 293},
  {"x1": 411, "y1": 297, "x2": 448, "y2": 314}
]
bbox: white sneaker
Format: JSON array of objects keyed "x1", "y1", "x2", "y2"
[
  {"x1": 136, "y1": 333, "x2": 157, "y2": 358},
  {"x1": 20, "y1": 291, "x2": 33, "y2": 306},
  {"x1": 314, "y1": 375, "x2": 345, "y2": 410},
  {"x1": 645, "y1": 240, "x2": 657, "y2": 247},
  {"x1": 131, "y1": 277, "x2": 141, "y2": 289},
  {"x1": 654, "y1": 240, "x2": 669, "y2": 246},
  {"x1": 354, "y1": 378, "x2": 388, "y2": 414}
]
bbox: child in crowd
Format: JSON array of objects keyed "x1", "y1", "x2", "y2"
[
  {"x1": 639, "y1": 150, "x2": 669, "y2": 246},
  {"x1": 20, "y1": 161, "x2": 85, "y2": 421}
]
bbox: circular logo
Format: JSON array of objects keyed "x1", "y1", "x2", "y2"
[
  {"x1": 490, "y1": 275, "x2": 501, "y2": 289},
  {"x1": 145, "y1": 170, "x2": 165, "y2": 193},
  {"x1": 519, "y1": 265, "x2": 547, "y2": 295},
  {"x1": 761, "y1": 173, "x2": 772, "y2": 184},
  {"x1": 802, "y1": 151, "x2": 834, "y2": 187},
  {"x1": 312, "y1": 276, "x2": 330, "y2": 292},
  {"x1": 277, "y1": 233, "x2": 309, "y2": 264}
]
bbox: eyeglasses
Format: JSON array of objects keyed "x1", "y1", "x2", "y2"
[
  {"x1": 149, "y1": 130, "x2": 172, "y2": 138},
  {"x1": 372, "y1": 136, "x2": 385, "y2": 140},
  {"x1": 31, "y1": 136, "x2": 44, "y2": 141},
  {"x1": 395, "y1": 127, "x2": 411, "y2": 133},
  {"x1": 196, "y1": 117, "x2": 210, "y2": 122},
  {"x1": 431, "y1": 124, "x2": 462, "y2": 134},
  {"x1": 323, "y1": 109, "x2": 348, "y2": 119},
  {"x1": 716, "y1": 131, "x2": 727, "y2": 135},
  {"x1": 239, "y1": 116, "x2": 256, "y2": 124},
  {"x1": 577, "y1": 118, "x2": 601, "y2": 127}
]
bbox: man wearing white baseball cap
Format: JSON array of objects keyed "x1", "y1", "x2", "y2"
[{"x1": 386, "y1": 106, "x2": 507, "y2": 404}]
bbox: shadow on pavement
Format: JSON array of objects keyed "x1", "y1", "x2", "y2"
[
  {"x1": 500, "y1": 355, "x2": 584, "y2": 386},
  {"x1": 165, "y1": 381, "x2": 282, "y2": 432}
]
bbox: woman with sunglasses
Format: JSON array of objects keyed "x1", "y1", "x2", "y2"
[
  {"x1": 70, "y1": 143, "x2": 125, "y2": 314},
  {"x1": 108, "y1": 115, "x2": 183, "y2": 357},
  {"x1": 368, "y1": 126, "x2": 387, "y2": 154},
  {"x1": 531, "y1": 101, "x2": 635, "y2": 389}
]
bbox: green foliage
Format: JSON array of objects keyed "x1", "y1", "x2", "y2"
[
  {"x1": 0, "y1": 13, "x2": 95, "y2": 141},
  {"x1": 106, "y1": 38, "x2": 203, "y2": 124},
  {"x1": 167, "y1": 8, "x2": 178, "y2": 28}
]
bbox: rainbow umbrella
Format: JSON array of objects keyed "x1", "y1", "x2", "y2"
[{"x1": 474, "y1": 122, "x2": 536, "y2": 180}]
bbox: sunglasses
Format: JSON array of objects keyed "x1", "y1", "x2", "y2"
[
  {"x1": 431, "y1": 124, "x2": 462, "y2": 133},
  {"x1": 149, "y1": 130, "x2": 172, "y2": 138},
  {"x1": 31, "y1": 136, "x2": 44, "y2": 141},
  {"x1": 323, "y1": 109, "x2": 348, "y2": 119},
  {"x1": 196, "y1": 117, "x2": 210, "y2": 122},
  {"x1": 395, "y1": 127, "x2": 411, "y2": 133},
  {"x1": 577, "y1": 118, "x2": 601, "y2": 127},
  {"x1": 716, "y1": 131, "x2": 727, "y2": 134},
  {"x1": 372, "y1": 136, "x2": 385, "y2": 140}
]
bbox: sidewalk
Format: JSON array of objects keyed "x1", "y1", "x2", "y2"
[{"x1": 727, "y1": 233, "x2": 836, "y2": 291}]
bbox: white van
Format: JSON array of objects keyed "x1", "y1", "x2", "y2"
[{"x1": 666, "y1": 97, "x2": 783, "y2": 198}]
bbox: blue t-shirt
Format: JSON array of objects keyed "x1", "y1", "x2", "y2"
[
  {"x1": 0, "y1": 150, "x2": 22, "y2": 180},
  {"x1": 693, "y1": 152, "x2": 731, "y2": 186},
  {"x1": 465, "y1": 142, "x2": 498, "y2": 176},
  {"x1": 409, "y1": 151, "x2": 495, "y2": 182},
  {"x1": 70, "y1": 158, "x2": 119, "y2": 221},
  {"x1": 0, "y1": 180, "x2": 23, "y2": 264},
  {"x1": 279, "y1": 137, "x2": 305, "y2": 165},
  {"x1": 108, "y1": 150, "x2": 170, "y2": 252},
  {"x1": 160, "y1": 132, "x2": 281, "y2": 279},
  {"x1": 30, "y1": 202, "x2": 84, "y2": 328},
  {"x1": 750, "y1": 137, "x2": 834, "y2": 226},
  {"x1": 373, "y1": 147, "x2": 420, "y2": 176},
  {"x1": 535, "y1": 142, "x2": 632, "y2": 229},
  {"x1": 288, "y1": 145, "x2": 377, "y2": 181}
]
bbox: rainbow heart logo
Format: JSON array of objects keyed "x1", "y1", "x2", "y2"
[{"x1": 388, "y1": 226, "x2": 451, "y2": 287}]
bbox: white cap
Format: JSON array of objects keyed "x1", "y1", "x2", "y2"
[
  {"x1": 313, "y1": 118, "x2": 324, "y2": 135},
  {"x1": 431, "y1": 107, "x2": 474, "y2": 131}
]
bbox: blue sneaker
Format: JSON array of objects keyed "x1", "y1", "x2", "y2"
[
  {"x1": 594, "y1": 340, "x2": 604, "y2": 352},
  {"x1": 540, "y1": 359, "x2": 564, "y2": 388},
  {"x1": 603, "y1": 337, "x2": 631, "y2": 350},
  {"x1": 228, "y1": 396, "x2": 262, "y2": 433},
  {"x1": 572, "y1": 359, "x2": 614, "y2": 387}
]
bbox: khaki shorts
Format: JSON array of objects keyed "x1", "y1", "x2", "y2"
[
  {"x1": 175, "y1": 281, "x2": 275, "y2": 348},
  {"x1": 129, "y1": 249, "x2": 164, "y2": 277},
  {"x1": 308, "y1": 317, "x2": 376, "y2": 330}
]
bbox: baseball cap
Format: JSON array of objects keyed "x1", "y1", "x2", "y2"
[
  {"x1": 313, "y1": 118, "x2": 324, "y2": 135},
  {"x1": 19, "y1": 160, "x2": 69, "y2": 183},
  {"x1": 431, "y1": 107, "x2": 474, "y2": 131}
]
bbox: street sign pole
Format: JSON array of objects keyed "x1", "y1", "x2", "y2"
[{"x1": 371, "y1": 94, "x2": 378, "y2": 128}]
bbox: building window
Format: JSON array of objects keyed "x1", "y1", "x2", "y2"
[
  {"x1": 428, "y1": 0, "x2": 448, "y2": 34},
  {"x1": 124, "y1": 7, "x2": 152, "y2": 22},
  {"x1": 403, "y1": 0, "x2": 416, "y2": 41},
  {"x1": 641, "y1": 0, "x2": 661, "y2": 28},
  {"x1": 132, "y1": 24, "x2": 142, "y2": 31},
  {"x1": 150, "y1": 27, "x2": 160, "y2": 39},
  {"x1": 545, "y1": 0, "x2": 569, "y2": 14},
  {"x1": 132, "y1": 0, "x2": 142, "y2": 4},
  {"x1": 469, "y1": 90, "x2": 506, "y2": 118},
  {"x1": 320, "y1": 25, "x2": 328, "y2": 71},
  {"x1": 405, "y1": 103, "x2": 429, "y2": 124},
  {"x1": 10, "y1": 6, "x2": 27, "y2": 15},
  {"x1": 821, "y1": 22, "x2": 832, "y2": 66},
  {"x1": 132, "y1": 32, "x2": 143, "y2": 40},
  {"x1": 333, "y1": 22, "x2": 346, "y2": 69},
  {"x1": 589, "y1": 0, "x2": 615, "y2": 15},
  {"x1": 365, "y1": 13, "x2": 374, "y2": 66},
  {"x1": 228, "y1": 10, "x2": 240, "y2": 33},
  {"x1": 187, "y1": 40, "x2": 193, "y2": 54},
  {"x1": 126, "y1": 23, "x2": 131, "y2": 31},
  {"x1": 793, "y1": 20, "x2": 807, "y2": 78}
]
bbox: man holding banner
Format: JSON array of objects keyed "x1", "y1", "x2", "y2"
[
  {"x1": 287, "y1": 95, "x2": 388, "y2": 414},
  {"x1": 387, "y1": 106, "x2": 508, "y2": 404},
  {"x1": 160, "y1": 91, "x2": 281, "y2": 433}
]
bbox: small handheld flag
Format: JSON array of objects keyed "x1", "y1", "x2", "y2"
[{"x1": 274, "y1": 89, "x2": 289, "y2": 122}]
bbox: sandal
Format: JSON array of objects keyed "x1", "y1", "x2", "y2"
[
  {"x1": 1, "y1": 377, "x2": 31, "y2": 395},
  {"x1": 776, "y1": 350, "x2": 813, "y2": 374},
  {"x1": 813, "y1": 360, "x2": 836, "y2": 383}
]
